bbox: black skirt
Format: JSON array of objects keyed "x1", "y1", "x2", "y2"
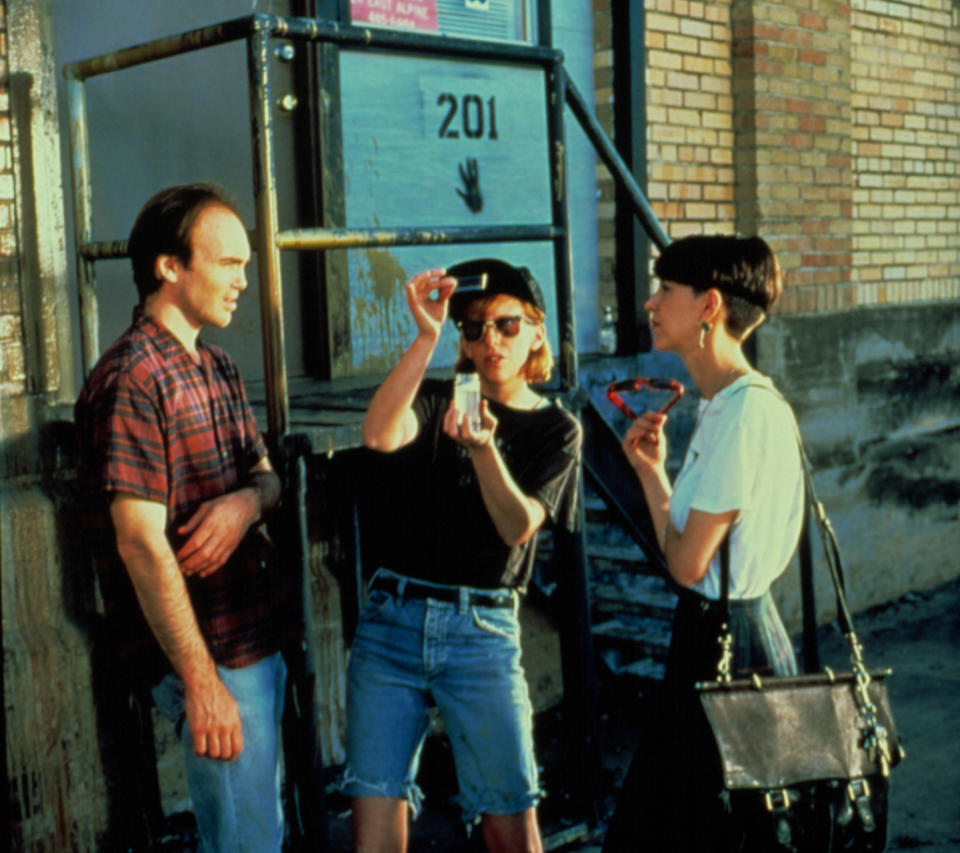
[
  {"x1": 666, "y1": 586, "x2": 798, "y2": 688},
  {"x1": 602, "y1": 588, "x2": 797, "y2": 853}
]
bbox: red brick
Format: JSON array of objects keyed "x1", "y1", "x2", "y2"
[
  {"x1": 799, "y1": 115, "x2": 827, "y2": 132},
  {"x1": 798, "y1": 49, "x2": 828, "y2": 65},
  {"x1": 798, "y1": 13, "x2": 827, "y2": 31}
]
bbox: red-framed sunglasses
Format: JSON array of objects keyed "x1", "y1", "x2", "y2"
[{"x1": 606, "y1": 377, "x2": 685, "y2": 420}]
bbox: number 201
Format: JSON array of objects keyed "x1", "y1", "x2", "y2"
[{"x1": 437, "y1": 93, "x2": 499, "y2": 140}]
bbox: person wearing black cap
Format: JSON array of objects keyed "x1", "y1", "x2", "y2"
[
  {"x1": 343, "y1": 261, "x2": 581, "y2": 852},
  {"x1": 602, "y1": 234, "x2": 803, "y2": 852}
]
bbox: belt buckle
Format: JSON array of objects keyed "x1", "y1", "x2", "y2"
[{"x1": 375, "y1": 574, "x2": 403, "y2": 603}]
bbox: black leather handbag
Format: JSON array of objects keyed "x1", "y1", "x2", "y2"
[{"x1": 695, "y1": 435, "x2": 904, "y2": 852}]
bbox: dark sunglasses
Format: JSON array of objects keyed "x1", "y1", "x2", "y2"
[
  {"x1": 606, "y1": 377, "x2": 685, "y2": 420},
  {"x1": 457, "y1": 315, "x2": 532, "y2": 342}
]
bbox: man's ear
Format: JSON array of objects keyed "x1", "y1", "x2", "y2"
[{"x1": 154, "y1": 253, "x2": 180, "y2": 286}]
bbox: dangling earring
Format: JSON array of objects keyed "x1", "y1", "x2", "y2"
[{"x1": 698, "y1": 321, "x2": 712, "y2": 349}]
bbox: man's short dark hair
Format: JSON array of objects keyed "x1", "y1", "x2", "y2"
[{"x1": 128, "y1": 183, "x2": 242, "y2": 303}]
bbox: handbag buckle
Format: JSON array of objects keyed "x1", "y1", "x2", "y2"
[
  {"x1": 847, "y1": 778, "x2": 871, "y2": 802},
  {"x1": 847, "y1": 777, "x2": 876, "y2": 831},
  {"x1": 763, "y1": 789, "x2": 791, "y2": 812},
  {"x1": 716, "y1": 624, "x2": 733, "y2": 684}
]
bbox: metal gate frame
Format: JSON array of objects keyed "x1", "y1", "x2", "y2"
[
  {"x1": 65, "y1": 15, "x2": 572, "y2": 436},
  {"x1": 63, "y1": 12, "x2": 668, "y2": 432}
]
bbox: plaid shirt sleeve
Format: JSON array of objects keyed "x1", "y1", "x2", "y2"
[{"x1": 89, "y1": 372, "x2": 169, "y2": 505}]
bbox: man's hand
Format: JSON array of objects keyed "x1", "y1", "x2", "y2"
[
  {"x1": 185, "y1": 672, "x2": 244, "y2": 760},
  {"x1": 176, "y1": 490, "x2": 258, "y2": 578},
  {"x1": 110, "y1": 494, "x2": 245, "y2": 758}
]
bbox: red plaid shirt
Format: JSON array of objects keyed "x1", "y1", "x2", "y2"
[{"x1": 75, "y1": 309, "x2": 292, "y2": 679}]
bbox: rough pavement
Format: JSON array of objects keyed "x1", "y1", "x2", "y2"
[{"x1": 571, "y1": 576, "x2": 960, "y2": 853}]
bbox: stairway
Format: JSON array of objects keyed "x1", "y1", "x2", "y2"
[{"x1": 583, "y1": 489, "x2": 677, "y2": 686}]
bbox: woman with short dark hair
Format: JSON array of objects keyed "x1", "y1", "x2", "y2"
[{"x1": 604, "y1": 234, "x2": 803, "y2": 852}]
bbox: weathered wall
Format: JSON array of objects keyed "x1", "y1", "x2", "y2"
[
  {"x1": 1, "y1": 0, "x2": 119, "y2": 848},
  {"x1": 592, "y1": 0, "x2": 738, "y2": 317},
  {"x1": 759, "y1": 302, "x2": 960, "y2": 628}
]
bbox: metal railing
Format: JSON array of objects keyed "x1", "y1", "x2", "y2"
[{"x1": 63, "y1": 12, "x2": 668, "y2": 440}]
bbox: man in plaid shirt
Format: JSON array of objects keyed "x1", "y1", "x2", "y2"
[{"x1": 75, "y1": 184, "x2": 293, "y2": 853}]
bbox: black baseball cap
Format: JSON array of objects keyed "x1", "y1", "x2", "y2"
[{"x1": 447, "y1": 258, "x2": 547, "y2": 322}]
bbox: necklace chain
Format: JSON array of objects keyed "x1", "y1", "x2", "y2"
[
  {"x1": 692, "y1": 367, "x2": 749, "y2": 436},
  {"x1": 714, "y1": 365, "x2": 747, "y2": 397}
]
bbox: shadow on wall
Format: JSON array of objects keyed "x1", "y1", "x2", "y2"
[
  {"x1": 3, "y1": 417, "x2": 165, "y2": 850},
  {"x1": 853, "y1": 354, "x2": 960, "y2": 509},
  {"x1": 759, "y1": 303, "x2": 960, "y2": 620}
]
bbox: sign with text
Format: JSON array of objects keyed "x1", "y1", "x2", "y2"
[
  {"x1": 337, "y1": 52, "x2": 553, "y2": 373},
  {"x1": 350, "y1": 0, "x2": 438, "y2": 31}
]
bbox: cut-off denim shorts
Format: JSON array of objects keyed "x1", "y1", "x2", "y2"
[{"x1": 341, "y1": 569, "x2": 543, "y2": 825}]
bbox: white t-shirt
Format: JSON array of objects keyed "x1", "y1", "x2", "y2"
[{"x1": 669, "y1": 373, "x2": 804, "y2": 600}]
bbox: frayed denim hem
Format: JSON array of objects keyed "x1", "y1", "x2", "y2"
[
  {"x1": 337, "y1": 766, "x2": 426, "y2": 819},
  {"x1": 459, "y1": 785, "x2": 546, "y2": 830}
]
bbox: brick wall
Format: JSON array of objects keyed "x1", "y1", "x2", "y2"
[
  {"x1": 592, "y1": 0, "x2": 960, "y2": 323},
  {"x1": 851, "y1": 0, "x2": 960, "y2": 306},
  {"x1": 646, "y1": 0, "x2": 735, "y2": 238},
  {"x1": 592, "y1": 0, "x2": 617, "y2": 316},
  {"x1": 732, "y1": 0, "x2": 854, "y2": 314}
]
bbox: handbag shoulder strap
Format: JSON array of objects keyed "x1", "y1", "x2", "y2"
[
  {"x1": 710, "y1": 384, "x2": 897, "y2": 774},
  {"x1": 713, "y1": 381, "x2": 858, "y2": 674}
]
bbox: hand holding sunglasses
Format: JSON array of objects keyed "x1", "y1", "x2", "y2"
[{"x1": 606, "y1": 377, "x2": 685, "y2": 420}]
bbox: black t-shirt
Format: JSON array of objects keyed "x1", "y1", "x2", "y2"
[{"x1": 367, "y1": 378, "x2": 581, "y2": 591}]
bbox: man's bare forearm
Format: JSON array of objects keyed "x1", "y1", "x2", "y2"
[
  {"x1": 112, "y1": 497, "x2": 217, "y2": 687},
  {"x1": 120, "y1": 537, "x2": 215, "y2": 684},
  {"x1": 112, "y1": 495, "x2": 243, "y2": 758}
]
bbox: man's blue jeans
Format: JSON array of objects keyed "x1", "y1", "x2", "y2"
[{"x1": 151, "y1": 652, "x2": 287, "y2": 853}]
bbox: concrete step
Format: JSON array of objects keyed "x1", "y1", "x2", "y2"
[
  {"x1": 590, "y1": 567, "x2": 677, "y2": 618},
  {"x1": 586, "y1": 542, "x2": 648, "y2": 564},
  {"x1": 592, "y1": 595, "x2": 675, "y2": 625},
  {"x1": 597, "y1": 651, "x2": 666, "y2": 683},
  {"x1": 590, "y1": 616, "x2": 672, "y2": 661}
]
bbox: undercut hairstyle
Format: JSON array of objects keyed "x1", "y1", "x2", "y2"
[
  {"x1": 455, "y1": 295, "x2": 554, "y2": 384},
  {"x1": 653, "y1": 234, "x2": 784, "y2": 338},
  {"x1": 128, "y1": 183, "x2": 242, "y2": 303}
]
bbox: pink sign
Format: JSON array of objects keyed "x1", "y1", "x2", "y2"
[{"x1": 351, "y1": 0, "x2": 439, "y2": 32}]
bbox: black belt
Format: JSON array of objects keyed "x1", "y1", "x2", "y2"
[{"x1": 369, "y1": 575, "x2": 515, "y2": 609}]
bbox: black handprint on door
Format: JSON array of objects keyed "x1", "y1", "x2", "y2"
[{"x1": 456, "y1": 157, "x2": 483, "y2": 213}]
